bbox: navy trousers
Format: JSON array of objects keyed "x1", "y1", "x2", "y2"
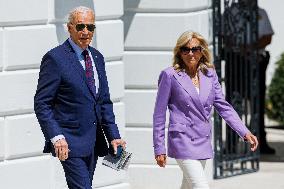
[{"x1": 61, "y1": 150, "x2": 98, "y2": 189}]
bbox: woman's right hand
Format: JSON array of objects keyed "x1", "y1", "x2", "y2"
[{"x1": 155, "y1": 154, "x2": 167, "y2": 167}]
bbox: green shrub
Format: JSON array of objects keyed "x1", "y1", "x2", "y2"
[{"x1": 266, "y1": 52, "x2": 284, "y2": 125}]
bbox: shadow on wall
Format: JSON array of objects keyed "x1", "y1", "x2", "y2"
[
  {"x1": 122, "y1": 0, "x2": 141, "y2": 42},
  {"x1": 53, "y1": 0, "x2": 95, "y2": 45}
]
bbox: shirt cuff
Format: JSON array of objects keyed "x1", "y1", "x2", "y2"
[
  {"x1": 154, "y1": 147, "x2": 166, "y2": 156},
  {"x1": 50, "y1": 135, "x2": 65, "y2": 144}
]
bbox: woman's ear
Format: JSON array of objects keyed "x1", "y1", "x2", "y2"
[{"x1": 199, "y1": 56, "x2": 205, "y2": 63}]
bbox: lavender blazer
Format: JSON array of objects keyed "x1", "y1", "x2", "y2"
[{"x1": 153, "y1": 67, "x2": 250, "y2": 159}]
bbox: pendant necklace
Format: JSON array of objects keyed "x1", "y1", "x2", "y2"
[{"x1": 192, "y1": 74, "x2": 199, "y2": 87}]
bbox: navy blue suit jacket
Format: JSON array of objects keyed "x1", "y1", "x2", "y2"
[{"x1": 34, "y1": 40, "x2": 120, "y2": 157}]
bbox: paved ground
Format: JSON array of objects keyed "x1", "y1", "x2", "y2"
[{"x1": 210, "y1": 127, "x2": 284, "y2": 189}]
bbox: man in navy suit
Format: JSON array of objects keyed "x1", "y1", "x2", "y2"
[{"x1": 34, "y1": 6, "x2": 125, "y2": 189}]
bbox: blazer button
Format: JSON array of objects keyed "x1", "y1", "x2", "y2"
[
  {"x1": 206, "y1": 135, "x2": 209, "y2": 138},
  {"x1": 187, "y1": 104, "x2": 190, "y2": 107}
]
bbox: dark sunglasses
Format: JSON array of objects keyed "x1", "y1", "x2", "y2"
[
  {"x1": 74, "y1": 23, "x2": 96, "y2": 32},
  {"x1": 180, "y1": 46, "x2": 202, "y2": 54}
]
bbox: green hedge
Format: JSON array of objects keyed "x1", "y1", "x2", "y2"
[{"x1": 266, "y1": 52, "x2": 284, "y2": 125}]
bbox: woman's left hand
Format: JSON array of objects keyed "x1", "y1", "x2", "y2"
[{"x1": 244, "y1": 133, "x2": 258, "y2": 152}]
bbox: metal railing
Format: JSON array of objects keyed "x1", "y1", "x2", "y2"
[{"x1": 212, "y1": 0, "x2": 260, "y2": 179}]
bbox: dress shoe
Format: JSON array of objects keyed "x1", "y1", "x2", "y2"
[{"x1": 260, "y1": 145, "x2": 276, "y2": 154}]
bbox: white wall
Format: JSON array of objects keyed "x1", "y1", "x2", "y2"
[
  {"x1": 0, "y1": 0, "x2": 128, "y2": 188},
  {"x1": 0, "y1": 0, "x2": 217, "y2": 188},
  {"x1": 123, "y1": 1, "x2": 213, "y2": 188}
]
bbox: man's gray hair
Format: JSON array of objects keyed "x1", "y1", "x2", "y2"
[{"x1": 68, "y1": 6, "x2": 95, "y2": 23}]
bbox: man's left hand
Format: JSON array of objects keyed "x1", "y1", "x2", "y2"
[{"x1": 111, "y1": 139, "x2": 126, "y2": 155}]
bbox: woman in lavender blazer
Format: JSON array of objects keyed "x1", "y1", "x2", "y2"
[{"x1": 153, "y1": 31, "x2": 258, "y2": 189}]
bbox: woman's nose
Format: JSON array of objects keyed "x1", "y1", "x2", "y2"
[{"x1": 188, "y1": 50, "x2": 194, "y2": 56}]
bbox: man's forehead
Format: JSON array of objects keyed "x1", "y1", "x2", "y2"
[{"x1": 73, "y1": 11, "x2": 94, "y2": 22}]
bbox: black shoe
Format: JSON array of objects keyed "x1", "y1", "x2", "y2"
[{"x1": 260, "y1": 145, "x2": 276, "y2": 154}]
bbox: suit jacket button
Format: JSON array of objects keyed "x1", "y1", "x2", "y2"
[
  {"x1": 206, "y1": 135, "x2": 209, "y2": 138},
  {"x1": 187, "y1": 104, "x2": 190, "y2": 107}
]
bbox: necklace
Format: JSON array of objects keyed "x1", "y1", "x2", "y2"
[{"x1": 191, "y1": 74, "x2": 199, "y2": 87}]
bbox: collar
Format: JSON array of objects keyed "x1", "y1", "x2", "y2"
[{"x1": 68, "y1": 38, "x2": 91, "y2": 59}]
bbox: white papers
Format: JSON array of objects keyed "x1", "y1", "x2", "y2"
[{"x1": 102, "y1": 150, "x2": 132, "y2": 171}]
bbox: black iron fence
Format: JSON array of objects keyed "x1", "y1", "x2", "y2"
[{"x1": 212, "y1": 0, "x2": 260, "y2": 179}]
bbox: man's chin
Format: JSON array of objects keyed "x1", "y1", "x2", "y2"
[{"x1": 79, "y1": 40, "x2": 91, "y2": 48}]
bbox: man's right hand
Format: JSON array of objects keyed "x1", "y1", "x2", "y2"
[
  {"x1": 155, "y1": 154, "x2": 167, "y2": 168},
  {"x1": 54, "y1": 138, "x2": 69, "y2": 161}
]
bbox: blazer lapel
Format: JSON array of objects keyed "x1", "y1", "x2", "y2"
[
  {"x1": 63, "y1": 40, "x2": 97, "y2": 99},
  {"x1": 173, "y1": 70, "x2": 207, "y2": 119},
  {"x1": 89, "y1": 47, "x2": 102, "y2": 100},
  {"x1": 199, "y1": 70, "x2": 212, "y2": 105}
]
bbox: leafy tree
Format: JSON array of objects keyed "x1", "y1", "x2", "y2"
[{"x1": 266, "y1": 52, "x2": 284, "y2": 125}]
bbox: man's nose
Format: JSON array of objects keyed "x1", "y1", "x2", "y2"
[{"x1": 82, "y1": 27, "x2": 89, "y2": 34}]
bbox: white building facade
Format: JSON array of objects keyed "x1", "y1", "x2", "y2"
[
  {"x1": 123, "y1": 0, "x2": 212, "y2": 188},
  {"x1": 0, "y1": 0, "x2": 283, "y2": 188}
]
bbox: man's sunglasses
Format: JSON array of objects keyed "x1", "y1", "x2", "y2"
[
  {"x1": 74, "y1": 23, "x2": 96, "y2": 32},
  {"x1": 180, "y1": 46, "x2": 202, "y2": 54}
]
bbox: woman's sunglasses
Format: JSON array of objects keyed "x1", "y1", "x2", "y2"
[
  {"x1": 180, "y1": 46, "x2": 202, "y2": 54},
  {"x1": 74, "y1": 23, "x2": 96, "y2": 32}
]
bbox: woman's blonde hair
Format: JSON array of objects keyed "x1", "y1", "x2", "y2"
[{"x1": 173, "y1": 31, "x2": 214, "y2": 75}]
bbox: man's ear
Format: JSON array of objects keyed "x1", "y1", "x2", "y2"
[{"x1": 67, "y1": 23, "x2": 71, "y2": 32}]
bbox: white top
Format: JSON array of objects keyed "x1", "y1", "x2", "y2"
[{"x1": 195, "y1": 87, "x2": 200, "y2": 94}]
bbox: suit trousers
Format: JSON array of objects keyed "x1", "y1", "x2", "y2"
[
  {"x1": 176, "y1": 159, "x2": 209, "y2": 189},
  {"x1": 258, "y1": 51, "x2": 270, "y2": 146},
  {"x1": 61, "y1": 149, "x2": 98, "y2": 189}
]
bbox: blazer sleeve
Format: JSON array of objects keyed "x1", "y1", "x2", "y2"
[
  {"x1": 153, "y1": 70, "x2": 171, "y2": 156},
  {"x1": 212, "y1": 70, "x2": 250, "y2": 138},
  {"x1": 34, "y1": 53, "x2": 63, "y2": 141},
  {"x1": 97, "y1": 54, "x2": 120, "y2": 141}
]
